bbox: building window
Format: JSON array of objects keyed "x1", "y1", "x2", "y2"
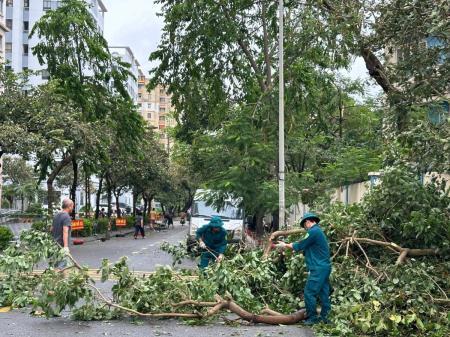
[
  {"x1": 160, "y1": 107, "x2": 166, "y2": 113},
  {"x1": 5, "y1": 65, "x2": 12, "y2": 71},
  {"x1": 6, "y1": 19, "x2": 12, "y2": 29},
  {"x1": 23, "y1": 0, "x2": 29, "y2": 8},
  {"x1": 23, "y1": 21, "x2": 29, "y2": 32},
  {"x1": 138, "y1": 93, "x2": 142, "y2": 98},
  {"x1": 147, "y1": 113, "x2": 151, "y2": 119},
  {"x1": 159, "y1": 97, "x2": 165, "y2": 103},
  {"x1": 428, "y1": 101, "x2": 449, "y2": 125},
  {"x1": 159, "y1": 116, "x2": 165, "y2": 122},
  {"x1": 41, "y1": 69, "x2": 50, "y2": 80},
  {"x1": 5, "y1": 42, "x2": 12, "y2": 53},
  {"x1": 43, "y1": 0, "x2": 51, "y2": 10},
  {"x1": 22, "y1": 66, "x2": 28, "y2": 71},
  {"x1": 23, "y1": 44, "x2": 28, "y2": 55},
  {"x1": 6, "y1": 0, "x2": 13, "y2": 6}
]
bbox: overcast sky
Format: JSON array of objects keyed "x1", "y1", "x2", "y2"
[
  {"x1": 102, "y1": 0, "x2": 164, "y2": 74},
  {"x1": 102, "y1": 0, "x2": 379, "y2": 98}
]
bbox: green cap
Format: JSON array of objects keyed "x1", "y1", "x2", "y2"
[{"x1": 300, "y1": 212, "x2": 320, "y2": 228}]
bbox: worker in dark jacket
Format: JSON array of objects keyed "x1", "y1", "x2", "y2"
[
  {"x1": 275, "y1": 212, "x2": 331, "y2": 325},
  {"x1": 196, "y1": 216, "x2": 228, "y2": 269}
]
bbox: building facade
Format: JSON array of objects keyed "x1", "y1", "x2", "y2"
[
  {"x1": 0, "y1": 0, "x2": 8, "y2": 62},
  {"x1": 109, "y1": 46, "x2": 140, "y2": 103},
  {"x1": 0, "y1": 0, "x2": 8, "y2": 209},
  {"x1": 4, "y1": 0, "x2": 106, "y2": 86},
  {"x1": 138, "y1": 70, "x2": 176, "y2": 151}
]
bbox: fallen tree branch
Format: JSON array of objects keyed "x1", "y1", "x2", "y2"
[
  {"x1": 173, "y1": 300, "x2": 217, "y2": 308},
  {"x1": 263, "y1": 228, "x2": 305, "y2": 257},
  {"x1": 60, "y1": 255, "x2": 308, "y2": 324},
  {"x1": 339, "y1": 237, "x2": 440, "y2": 265}
]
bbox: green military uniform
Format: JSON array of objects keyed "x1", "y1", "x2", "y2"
[
  {"x1": 196, "y1": 216, "x2": 227, "y2": 269},
  {"x1": 292, "y1": 213, "x2": 331, "y2": 324}
]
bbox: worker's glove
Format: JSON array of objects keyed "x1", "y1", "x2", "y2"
[
  {"x1": 216, "y1": 254, "x2": 224, "y2": 263},
  {"x1": 199, "y1": 241, "x2": 206, "y2": 249},
  {"x1": 274, "y1": 241, "x2": 287, "y2": 250}
]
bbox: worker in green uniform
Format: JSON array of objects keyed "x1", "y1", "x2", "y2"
[
  {"x1": 196, "y1": 216, "x2": 228, "y2": 269},
  {"x1": 275, "y1": 212, "x2": 331, "y2": 325}
]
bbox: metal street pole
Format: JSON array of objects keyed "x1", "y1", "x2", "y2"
[{"x1": 278, "y1": 0, "x2": 285, "y2": 229}]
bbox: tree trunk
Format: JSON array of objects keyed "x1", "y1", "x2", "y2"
[
  {"x1": 182, "y1": 189, "x2": 195, "y2": 212},
  {"x1": 114, "y1": 189, "x2": 121, "y2": 218},
  {"x1": 132, "y1": 190, "x2": 137, "y2": 216},
  {"x1": 143, "y1": 196, "x2": 148, "y2": 221},
  {"x1": 95, "y1": 176, "x2": 103, "y2": 220},
  {"x1": 70, "y1": 157, "x2": 78, "y2": 219},
  {"x1": 106, "y1": 176, "x2": 112, "y2": 240},
  {"x1": 271, "y1": 210, "x2": 279, "y2": 232},
  {"x1": 84, "y1": 171, "x2": 90, "y2": 216},
  {"x1": 46, "y1": 154, "x2": 73, "y2": 216},
  {"x1": 255, "y1": 211, "x2": 265, "y2": 238}
]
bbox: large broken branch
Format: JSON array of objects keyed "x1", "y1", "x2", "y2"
[
  {"x1": 263, "y1": 228, "x2": 305, "y2": 257},
  {"x1": 340, "y1": 237, "x2": 440, "y2": 265},
  {"x1": 62, "y1": 254, "x2": 307, "y2": 324}
]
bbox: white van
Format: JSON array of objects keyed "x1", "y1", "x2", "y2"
[{"x1": 187, "y1": 191, "x2": 245, "y2": 250}]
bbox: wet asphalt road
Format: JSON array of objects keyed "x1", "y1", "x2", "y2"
[{"x1": 0, "y1": 222, "x2": 314, "y2": 337}]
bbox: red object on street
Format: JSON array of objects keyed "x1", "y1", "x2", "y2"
[{"x1": 73, "y1": 239, "x2": 84, "y2": 245}]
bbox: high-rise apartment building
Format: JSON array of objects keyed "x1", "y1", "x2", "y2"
[
  {"x1": 138, "y1": 69, "x2": 176, "y2": 151},
  {"x1": 4, "y1": 0, "x2": 107, "y2": 86},
  {"x1": 0, "y1": 0, "x2": 8, "y2": 209},
  {"x1": 109, "y1": 46, "x2": 140, "y2": 103},
  {"x1": 0, "y1": 0, "x2": 8, "y2": 60}
]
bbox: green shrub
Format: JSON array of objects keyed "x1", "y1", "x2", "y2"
[
  {"x1": 0, "y1": 227, "x2": 14, "y2": 251},
  {"x1": 26, "y1": 203, "x2": 44, "y2": 216},
  {"x1": 125, "y1": 216, "x2": 135, "y2": 227},
  {"x1": 362, "y1": 166, "x2": 450, "y2": 249},
  {"x1": 79, "y1": 218, "x2": 93, "y2": 237},
  {"x1": 1, "y1": 199, "x2": 10, "y2": 208},
  {"x1": 31, "y1": 221, "x2": 50, "y2": 232},
  {"x1": 94, "y1": 218, "x2": 110, "y2": 234}
]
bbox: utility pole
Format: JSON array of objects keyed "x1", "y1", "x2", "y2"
[{"x1": 278, "y1": 0, "x2": 285, "y2": 229}]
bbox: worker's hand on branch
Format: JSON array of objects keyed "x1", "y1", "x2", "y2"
[
  {"x1": 199, "y1": 240, "x2": 206, "y2": 249},
  {"x1": 274, "y1": 241, "x2": 287, "y2": 250},
  {"x1": 216, "y1": 254, "x2": 224, "y2": 262}
]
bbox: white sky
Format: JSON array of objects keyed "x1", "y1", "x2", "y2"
[
  {"x1": 102, "y1": 0, "x2": 380, "y2": 98},
  {"x1": 102, "y1": 0, "x2": 164, "y2": 74}
]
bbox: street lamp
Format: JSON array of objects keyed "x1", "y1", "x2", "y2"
[{"x1": 278, "y1": 0, "x2": 285, "y2": 229}]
